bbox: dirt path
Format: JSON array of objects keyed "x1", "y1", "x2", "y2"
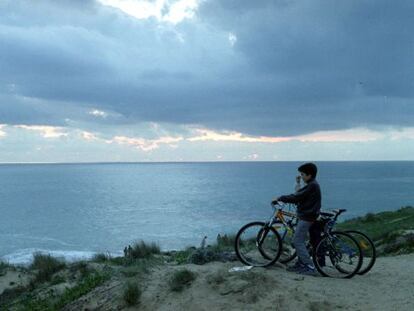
[
  {"x1": 2, "y1": 254, "x2": 413, "y2": 310},
  {"x1": 132, "y1": 253, "x2": 414, "y2": 311}
]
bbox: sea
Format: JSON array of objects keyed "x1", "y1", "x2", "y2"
[{"x1": 0, "y1": 161, "x2": 413, "y2": 265}]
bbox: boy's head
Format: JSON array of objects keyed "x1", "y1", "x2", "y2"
[{"x1": 298, "y1": 162, "x2": 317, "y2": 183}]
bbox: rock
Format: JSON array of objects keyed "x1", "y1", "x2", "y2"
[
  {"x1": 216, "y1": 251, "x2": 238, "y2": 262},
  {"x1": 187, "y1": 249, "x2": 218, "y2": 265},
  {"x1": 383, "y1": 233, "x2": 414, "y2": 254},
  {"x1": 187, "y1": 248, "x2": 238, "y2": 265}
]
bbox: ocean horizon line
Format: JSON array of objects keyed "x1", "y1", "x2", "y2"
[{"x1": 0, "y1": 160, "x2": 414, "y2": 165}]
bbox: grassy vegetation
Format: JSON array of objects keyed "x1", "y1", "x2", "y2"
[
  {"x1": 53, "y1": 272, "x2": 110, "y2": 309},
  {"x1": 165, "y1": 234, "x2": 237, "y2": 265},
  {"x1": 91, "y1": 253, "x2": 129, "y2": 266},
  {"x1": 0, "y1": 285, "x2": 28, "y2": 308},
  {"x1": 119, "y1": 258, "x2": 156, "y2": 277},
  {"x1": 0, "y1": 253, "x2": 113, "y2": 310},
  {"x1": 128, "y1": 240, "x2": 161, "y2": 259},
  {"x1": 169, "y1": 269, "x2": 196, "y2": 292},
  {"x1": 213, "y1": 234, "x2": 236, "y2": 251},
  {"x1": 14, "y1": 271, "x2": 110, "y2": 311},
  {"x1": 0, "y1": 260, "x2": 14, "y2": 276},
  {"x1": 206, "y1": 270, "x2": 226, "y2": 288},
  {"x1": 167, "y1": 247, "x2": 195, "y2": 264},
  {"x1": 50, "y1": 274, "x2": 66, "y2": 285},
  {"x1": 69, "y1": 260, "x2": 93, "y2": 279},
  {"x1": 30, "y1": 252, "x2": 66, "y2": 283},
  {"x1": 336, "y1": 206, "x2": 414, "y2": 255},
  {"x1": 122, "y1": 281, "x2": 141, "y2": 306},
  {"x1": 0, "y1": 253, "x2": 161, "y2": 310},
  {"x1": 92, "y1": 252, "x2": 112, "y2": 262},
  {"x1": 91, "y1": 245, "x2": 162, "y2": 267},
  {"x1": 337, "y1": 206, "x2": 414, "y2": 239}
]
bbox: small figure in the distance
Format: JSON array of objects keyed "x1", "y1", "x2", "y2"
[{"x1": 200, "y1": 235, "x2": 207, "y2": 249}]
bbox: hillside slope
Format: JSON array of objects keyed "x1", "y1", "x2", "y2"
[{"x1": 59, "y1": 254, "x2": 414, "y2": 311}]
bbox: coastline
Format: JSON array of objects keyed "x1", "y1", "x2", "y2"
[{"x1": 1, "y1": 206, "x2": 414, "y2": 310}]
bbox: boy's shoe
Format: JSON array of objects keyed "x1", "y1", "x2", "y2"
[
  {"x1": 286, "y1": 260, "x2": 305, "y2": 272},
  {"x1": 296, "y1": 264, "x2": 319, "y2": 276}
]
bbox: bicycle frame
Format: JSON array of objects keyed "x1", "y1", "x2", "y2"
[
  {"x1": 272, "y1": 203, "x2": 355, "y2": 259},
  {"x1": 269, "y1": 202, "x2": 297, "y2": 223},
  {"x1": 256, "y1": 203, "x2": 295, "y2": 245},
  {"x1": 267, "y1": 203, "x2": 298, "y2": 242}
]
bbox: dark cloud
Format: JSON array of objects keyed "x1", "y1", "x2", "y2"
[{"x1": 0, "y1": 0, "x2": 413, "y2": 136}]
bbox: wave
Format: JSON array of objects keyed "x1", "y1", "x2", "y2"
[{"x1": 0, "y1": 248, "x2": 123, "y2": 266}]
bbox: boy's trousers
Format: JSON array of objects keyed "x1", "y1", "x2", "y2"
[{"x1": 293, "y1": 219, "x2": 314, "y2": 267}]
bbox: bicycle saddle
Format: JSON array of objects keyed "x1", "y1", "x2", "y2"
[{"x1": 320, "y1": 211, "x2": 335, "y2": 217}]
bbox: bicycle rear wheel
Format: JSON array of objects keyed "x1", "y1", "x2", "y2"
[
  {"x1": 346, "y1": 230, "x2": 376, "y2": 275},
  {"x1": 234, "y1": 221, "x2": 282, "y2": 267},
  {"x1": 313, "y1": 231, "x2": 362, "y2": 278}
]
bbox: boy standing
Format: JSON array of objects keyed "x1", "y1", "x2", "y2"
[{"x1": 272, "y1": 162, "x2": 321, "y2": 275}]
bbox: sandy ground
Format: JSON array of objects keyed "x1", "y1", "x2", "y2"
[
  {"x1": 132, "y1": 254, "x2": 414, "y2": 311},
  {"x1": 2, "y1": 254, "x2": 414, "y2": 310},
  {"x1": 0, "y1": 269, "x2": 30, "y2": 296}
]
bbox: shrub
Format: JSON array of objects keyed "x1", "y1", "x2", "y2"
[
  {"x1": 108, "y1": 256, "x2": 126, "y2": 265},
  {"x1": 169, "y1": 269, "x2": 196, "y2": 292},
  {"x1": 187, "y1": 249, "x2": 218, "y2": 265},
  {"x1": 129, "y1": 241, "x2": 160, "y2": 259},
  {"x1": 215, "y1": 234, "x2": 236, "y2": 250},
  {"x1": 378, "y1": 231, "x2": 401, "y2": 245},
  {"x1": 70, "y1": 261, "x2": 93, "y2": 278},
  {"x1": 362, "y1": 213, "x2": 376, "y2": 223},
  {"x1": 206, "y1": 271, "x2": 225, "y2": 287},
  {"x1": 0, "y1": 285, "x2": 28, "y2": 308},
  {"x1": 382, "y1": 234, "x2": 414, "y2": 255},
  {"x1": 50, "y1": 274, "x2": 66, "y2": 285},
  {"x1": 92, "y1": 252, "x2": 111, "y2": 262},
  {"x1": 30, "y1": 252, "x2": 66, "y2": 283},
  {"x1": 123, "y1": 281, "x2": 141, "y2": 306},
  {"x1": 398, "y1": 206, "x2": 413, "y2": 212},
  {"x1": 163, "y1": 247, "x2": 195, "y2": 265}
]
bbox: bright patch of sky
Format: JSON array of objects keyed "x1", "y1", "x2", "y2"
[
  {"x1": 228, "y1": 32, "x2": 237, "y2": 47},
  {"x1": 97, "y1": 0, "x2": 201, "y2": 23},
  {"x1": 1, "y1": 123, "x2": 414, "y2": 162}
]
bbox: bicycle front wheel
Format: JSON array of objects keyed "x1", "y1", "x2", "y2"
[
  {"x1": 313, "y1": 231, "x2": 362, "y2": 278},
  {"x1": 234, "y1": 221, "x2": 282, "y2": 267}
]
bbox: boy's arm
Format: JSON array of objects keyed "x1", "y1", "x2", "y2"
[
  {"x1": 294, "y1": 176, "x2": 301, "y2": 192},
  {"x1": 278, "y1": 183, "x2": 315, "y2": 204}
]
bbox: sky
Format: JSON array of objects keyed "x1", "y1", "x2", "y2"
[{"x1": 0, "y1": 0, "x2": 413, "y2": 162}]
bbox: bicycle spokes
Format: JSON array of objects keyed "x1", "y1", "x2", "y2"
[
  {"x1": 314, "y1": 232, "x2": 362, "y2": 278},
  {"x1": 236, "y1": 222, "x2": 282, "y2": 267}
]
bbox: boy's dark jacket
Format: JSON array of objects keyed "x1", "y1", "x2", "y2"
[{"x1": 278, "y1": 178, "x2": 321, "y2": 221}]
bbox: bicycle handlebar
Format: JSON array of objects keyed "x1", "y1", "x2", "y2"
[
  {"x1": 272, "y1": 201, "x2": 347, "y2": 221},
  {"x1": 271, "y1": 201, "x2": 295, "y2": 210}
]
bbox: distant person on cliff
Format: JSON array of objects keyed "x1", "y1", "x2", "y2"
[{"x1": 272, "y1": 162, "x2": 321, "y2": 276}]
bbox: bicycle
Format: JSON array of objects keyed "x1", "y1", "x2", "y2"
[
  {"x1": 235, "y1": 201, "x2": 364, "y2": 278},
  {"x1": 271, "y1": 204, "x2": 376, "y2": 275},
  {"x1": 309, "y1": 209, "x2": 363, "y2": 278},
  {"x1": 234, "y1": 206, "x2": 284, "y2": 267}
]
